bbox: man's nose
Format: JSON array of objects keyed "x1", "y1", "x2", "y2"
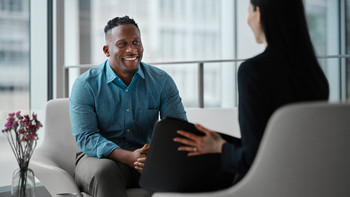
[{"x1": 126, "y1": 44, "x2": 136, "y2": 52}]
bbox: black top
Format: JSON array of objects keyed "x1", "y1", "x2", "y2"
[{"x1": 221, "y1": 46, "x2": 329, "y2": 175}]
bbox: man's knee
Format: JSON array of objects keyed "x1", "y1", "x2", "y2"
[
  {"x1": 93, "y1": 158, "x2": 129, "y2": 183},
  {"x1": 89, "y1": 159, "x2": 130, "y2": 197}
]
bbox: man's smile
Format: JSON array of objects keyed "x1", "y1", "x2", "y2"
[{"x1": 123, "y1": 56, "x2": 138, "y2": 61}]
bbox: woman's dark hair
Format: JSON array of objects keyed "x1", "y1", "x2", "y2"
[{"x1": 250, "y1": 0, "x2": 329, "y2": 99}]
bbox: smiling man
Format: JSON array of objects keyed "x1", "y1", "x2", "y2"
[{"x1": 69, "y1": 16, "x2": 187, "y2": 197}]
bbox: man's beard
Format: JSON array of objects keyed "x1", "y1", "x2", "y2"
[{"x1": 124, "y1": 68, "x2": 138, "y2": 74}]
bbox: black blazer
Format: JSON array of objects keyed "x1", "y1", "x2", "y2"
[{"x1": 221, "y1": 46, "x2": 329, "y2": 176}]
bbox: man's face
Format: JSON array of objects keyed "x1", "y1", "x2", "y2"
[{"x1": 104, "y1": 24, "x2": 144, "y2": 75}]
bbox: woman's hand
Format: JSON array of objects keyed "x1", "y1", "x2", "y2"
[{"x1": 173, "y1": 124, "x2": 226, "y2": 156}]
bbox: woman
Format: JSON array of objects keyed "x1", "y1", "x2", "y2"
[{"x1": 174, "y1": 0, "x2": 329, "y2": 186}]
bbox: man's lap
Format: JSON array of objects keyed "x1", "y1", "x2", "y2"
[{"x1": 74, "y1": 151, "x2": 141, "y2": 196}]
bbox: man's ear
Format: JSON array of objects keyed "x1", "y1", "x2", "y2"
[{"x1": 103, "y1": 45, "x2": 110, "y2": 57}]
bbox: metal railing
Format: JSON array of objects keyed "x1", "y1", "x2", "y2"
[{"x1": 63, "y1": 54, "x2": 350, "y2": 107}]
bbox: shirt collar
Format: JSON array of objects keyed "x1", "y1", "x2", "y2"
[
  {"x1": 137, "y1": 63, "x2": 145, "y2": 79},
  {"x1": 106, "y1": 60, "x2": 145, "y2": 84}
]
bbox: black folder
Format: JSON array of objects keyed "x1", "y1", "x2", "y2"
[{"x1": 139, "y1": 117, "x2": 238, "y2": 192}]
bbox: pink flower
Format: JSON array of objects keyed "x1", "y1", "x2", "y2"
[{"x1": 1, "y1": 111, "x2": 42, "y2": 169}]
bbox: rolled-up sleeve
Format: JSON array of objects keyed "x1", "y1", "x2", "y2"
[{"x1": 69, "y1": 78, "x2": 118, "y2": 158}]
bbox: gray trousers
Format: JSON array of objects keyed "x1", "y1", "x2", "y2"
[{"x1": 74, "y1": 149, "x2": 145, "y2": 197}]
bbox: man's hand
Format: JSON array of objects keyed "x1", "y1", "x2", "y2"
[
  {"x1": 108, "y1": 144, "x2": 150, "y2": 171},
  {"x1": 134, "y1": 157, "x2": 146, "y2": 173},
  {"x1": 133, "y1": 144, "x2": 150, "y2": 173},
  {"x1": 140, "y1": 144, "x2": 150, "y2": 154}
]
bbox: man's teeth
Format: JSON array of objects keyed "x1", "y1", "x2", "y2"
[{"x1": 124, "y1": 57, "x2": 137, "y2": 61}]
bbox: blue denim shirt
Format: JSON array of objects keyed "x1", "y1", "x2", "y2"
[{"x1": 69, "y1": 60, "x2": 187, "y2": 158}]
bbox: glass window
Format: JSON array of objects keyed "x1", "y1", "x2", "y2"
[
  {"x1": 305, "y1": 0, "x2": 328, "y2": 55},
  {"x1": 304, "y1": 0, "x2": 341, "y2": 101},
  {"x1": 0, "y1": 0, "x2": 30, "y2": 187},
  {"x1": 68, "y1": 0, "x2": 224, "y2": 107},
  {"x1": 63, "y1": 0, "x2": 348, "y2": 108}
]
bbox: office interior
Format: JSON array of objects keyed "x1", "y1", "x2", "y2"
[{"x1": 0, "y1": 0, "x2": 349, "y2": 195}]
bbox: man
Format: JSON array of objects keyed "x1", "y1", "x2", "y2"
[{"x1": 69, "y1": 16, "x2": 187, "y2": 197}]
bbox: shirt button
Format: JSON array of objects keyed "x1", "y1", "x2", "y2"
[
  {"x1": 118, "y1": 78, "x2": 121, "y2": 81},
  {"x1": 126, "y1": 109, "x2": 130, "y2": 112},
  {"x1": 125, "y1": 89, "x2": 129, "y2": 92},
  {"x1": 127, "y1": 129, "x2": 130, "y2": 132}
]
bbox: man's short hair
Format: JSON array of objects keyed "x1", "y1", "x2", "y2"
[{"x1": 104, "y1": 15, "x2": 139, "y2": 34}]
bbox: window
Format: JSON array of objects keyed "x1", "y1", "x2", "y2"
[
  {"x1": 66, "y1": 0, "x2": 224, "y2": 107},
  {"x1": 0, "y1": 0, "x2": 47, "y2": 188},
  {"x1": 0, "y1": 0, "x2": 30, "y2": 187},
  {"x1": 305, "y1": 0, "x2": 342, "y2": 101},
  {"x1": 62, "y1": 0, "x2": 349, "y2": 108}
]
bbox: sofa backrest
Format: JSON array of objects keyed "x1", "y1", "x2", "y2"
[{"x1": 40, "y1": 98, "x2": 79, "y2": 176}]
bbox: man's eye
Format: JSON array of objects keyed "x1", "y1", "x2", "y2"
[
  {"x1": 133, "y1": 41, "x2": 140, "y2": 45},
  {"x1": 117, "y1": 42, "x2": 126, "y2": 47}
]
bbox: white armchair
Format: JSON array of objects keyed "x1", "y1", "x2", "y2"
[
  {"x1": 29, "y1": 98, "x2": 150, "y2": 197},
  {"x1": 153, "y1": 102, "x2": 350, "y2": 197}
]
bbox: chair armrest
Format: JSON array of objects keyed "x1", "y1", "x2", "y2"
[{"x1": 29, "y1": 148, "x2": 81, "y2": 197}]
